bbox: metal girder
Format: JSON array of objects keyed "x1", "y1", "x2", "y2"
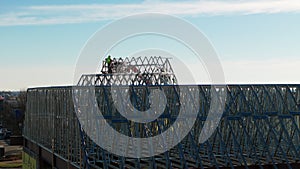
[
  {"x1": 78, "y1": 56, "x2": 177, "y2": 86},
  {"x1": 24, "y1": 84, "x2": 300, "y2": 169}
]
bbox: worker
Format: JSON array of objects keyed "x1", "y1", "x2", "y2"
[{"x1": 106, "y1": 55, "x2": 112, "y2": 73}]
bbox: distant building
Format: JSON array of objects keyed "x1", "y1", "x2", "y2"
[
  {"x1": 5, "y1": 98, "x2": 19, "y2": 109},
  {"x1": 0, "y1": 95, "x2": 3, "y2": 112}
]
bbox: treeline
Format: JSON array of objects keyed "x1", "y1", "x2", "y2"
[{"x1": 0, "y1": 91, "x2": 26, "y2": 135}]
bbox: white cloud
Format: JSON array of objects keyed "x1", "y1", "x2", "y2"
[{"x1": 1, "y1": 0, "x2": 300, "y2": 26}]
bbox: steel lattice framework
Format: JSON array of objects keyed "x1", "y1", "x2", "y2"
[
  {"x1": 77, "y1": 56, "x2": 177, "y2": 86},
  {"x1": 24, "y1": 84, "x2": 300, "y2": 169},
  {"x1": 23, "y1": 56, "x2": 300, "y2": 168}
]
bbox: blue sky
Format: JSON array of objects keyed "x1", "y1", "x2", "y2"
[{"x1": 1, "y1": 0, "x2": 300, "y2": 90}]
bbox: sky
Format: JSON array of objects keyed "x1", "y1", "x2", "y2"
[{"x1": 0, "y1": 0, "x2": 300, "y2": 90}]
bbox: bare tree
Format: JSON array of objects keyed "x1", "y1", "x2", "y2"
[
  {"x1": 0, "y1": 91, "x2": 27, "y2": 135},
  {"x1": 16, "y1": 90, "x2": 27, "y2": 133}
]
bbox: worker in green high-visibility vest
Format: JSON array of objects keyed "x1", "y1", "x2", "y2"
[{"x1": 106, "y1": 55, "x2": 112, "y2": 73}]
